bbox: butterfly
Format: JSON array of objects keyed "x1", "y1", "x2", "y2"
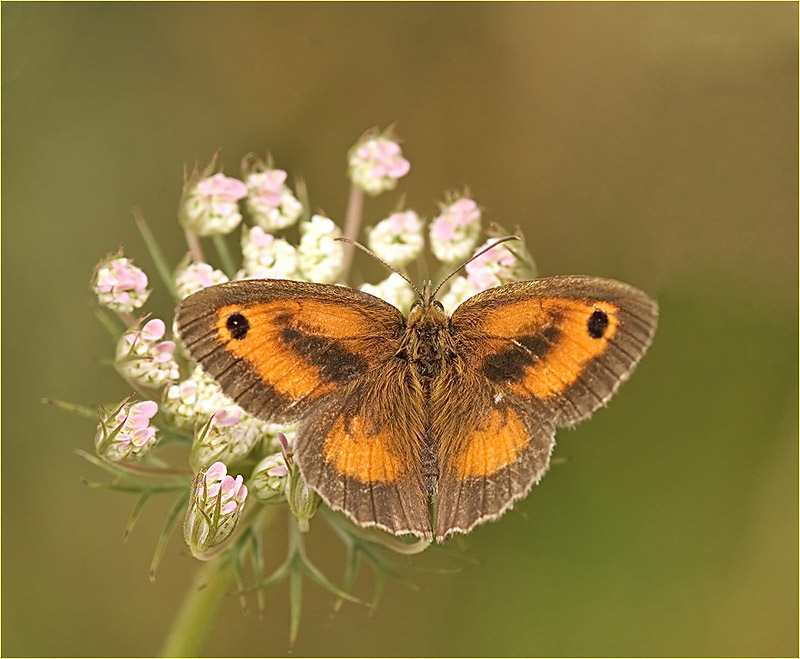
[{"x1": 176, "y1": 259, "x2": 658, "y2": 542}]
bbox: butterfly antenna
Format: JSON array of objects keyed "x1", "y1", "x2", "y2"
[
  {"x1": 431, "y1": 235, "x2": 521, "y2": 299},
  {"x1": 335, "y1": 237, "x2": 423, "y2": 298}
]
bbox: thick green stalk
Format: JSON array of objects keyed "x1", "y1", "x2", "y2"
[{"x1": 160, "y1": 557, "x2": 235, "y2": 657}]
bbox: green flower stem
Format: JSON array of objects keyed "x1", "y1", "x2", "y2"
[
  {"x1": 341, "y1": 183, "x2": 365, "y2": 282},
  {"x1": 160, "y1": 556, "x2": 235, "y2": 658},
  {"x1": 161, "y1": 506, "x2": 279, "y2": 657}
]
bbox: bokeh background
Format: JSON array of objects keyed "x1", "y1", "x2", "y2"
[{"x1": 3, "y1": 3, "x2": 797, "y2": 657}]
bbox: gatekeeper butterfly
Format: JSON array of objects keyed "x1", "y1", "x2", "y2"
[{"x1": 176, "y1": 242, "x2": 657, "y2": 541}]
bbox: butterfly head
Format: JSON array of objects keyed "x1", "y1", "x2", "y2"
[{"x1": 408, "y1": 280, "x2": 446, "y2": 326}]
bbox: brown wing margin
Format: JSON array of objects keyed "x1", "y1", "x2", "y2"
[{"x1": 176, "y1": 279, "x2": 406, "y2": 423}]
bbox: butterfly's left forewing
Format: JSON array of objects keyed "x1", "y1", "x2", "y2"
[
  {"x1": 433, "y1": 275, "x2": 658, "y2": 540},
  {"x1": 176, "y1": 280, "x2": 405, "y2": 421}
]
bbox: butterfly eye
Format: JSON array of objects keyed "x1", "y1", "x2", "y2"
[
  {"x1": 410, "y1": 300, "x2": 421, "y2": 311},
  {"x1": 433, "y1": 300, "x2": 444, "y2": 311}
]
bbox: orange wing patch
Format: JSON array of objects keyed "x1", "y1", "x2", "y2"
[
  {"x1": 322, "y1": 416, "x2": 406, "y2": 483},
  {"x1": 479, "y1": 299, "x2": 620, "y2": 399},
  {"x1": 214, "y1": 300, "x2": 380, "y2": 402},
  {"x1": 456, "y1": 408, "x2": 529, "y2": 479}
]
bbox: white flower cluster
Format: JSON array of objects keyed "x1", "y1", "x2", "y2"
[
  {"x1": 180, "y1": 173, "x2": 248, "y2": 237},
  {"x1": 367, "y1": 210, "x2": 425, "y2": 268},
  {"x1": 245, "y1": 168, "x2": 303, "y2": 232},
  {"x1": 116, "y1": 319, "x2": 180, "y2": 388},
  {"x1": 189, "y1": 406, "x2": 268, "y2": 472},
  {"x1": 347, "y1": 136, "x2": 410, "y2": 196},
  {"x1": 237, "y1": 226, "x2": 298, "y2": 280},
  {"x1": 174, "y1": 261, "x2": 229, "y2": 300},
  {"x1": 429, "y1": 198, "x2": 482, "y2": 263},
  {"x1": 162, "y1": 366, "x2": 232, "y2": 430},
  {"x1": 361, "y1": 273, "x2": 417, "y2": 315},
  {"x1": 93, "y1": 256, "x2": 150, "y2": 314},
  {"x1": 95, "y1": 400, "x2": 159, "y2": 463},
  {"x1": 297, "y1": 215, "x2": 344, "y2": 284}
]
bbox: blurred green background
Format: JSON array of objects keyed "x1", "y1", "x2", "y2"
[{"x1": 3, "y1": 3, "x2": 797, "y2": 657}]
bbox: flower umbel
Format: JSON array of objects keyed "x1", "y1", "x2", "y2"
[{"x1": 72, "y1": 126, "x2": 539, "y2": 649}]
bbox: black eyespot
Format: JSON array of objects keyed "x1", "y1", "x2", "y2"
[
  {"x1": 587, "y1": 309, "x2": 609, "y2": 339},
  {"x1": 433, "y1": 300, "x2": 444, "y2": 311},
  {"x1": 226, "y1": 313, "x2": 249, "y2": 340}
]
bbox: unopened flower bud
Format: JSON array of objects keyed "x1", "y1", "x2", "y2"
[
  {"x1": 95, "y1": 399, "x2": 159, "y2": 462},
  {"x1": 297, "y1": 215, "x2": 344, "y2": 284},
  {"x1": 250, "y1": 453, "x2": 289, "y2": 503},
  {"x1": 93, "y1": 254, "x2": 150, "y2": 314},
  {"x1": 180, "y1": 172, "x2": 247, "y2": 237},
  {"x1": 184, "y1": 461, "x2": 248, "y2": 560},
  {"x1": 348, "y1": 132, "x2": 410, "y2": 196},
  {"x1": 116, "y1": 318, "x2": 180, "y2": 389},
  {"x1": 429, "y1": 197, "x2": 482, "y2": 263},
  {"x1": 285, "y1": 465, "x2": 320, "y2": 532}
]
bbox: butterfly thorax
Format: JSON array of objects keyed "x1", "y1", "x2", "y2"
[{"x1": 402, "y1": 301, "x2": 454, "y2": 380}]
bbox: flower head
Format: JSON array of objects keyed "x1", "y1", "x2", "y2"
[
  {"x1": 184, "y1": 461, "x2": 248, "y2": 559},
  {"x1": 237, "y1": 226, "x2": 298, "y2": 280},
  {"x1": 189, "y1": 406, "x2": 268, "y2": 472},
  {"x1": 348, "y1": 131, "x2": 410, "y2": 196},
  {"x1": 465, "y1": 238, "x2": 519, "y2": 290},
  {"x1": 180, "y1": 171, "x2": 248, "y2": 237},
  {"x1": 244, "y1": 168, "x2": 303, "y2": 231},
  {"x1": 174, "y1": 261, "x2": 229, "y2": 300},
  {"x1": 367, "y1": 210, "x2": 425, "y2": 268},
  {"x1": 297, "y1": 215, "x2": 344, "y2": 283},
  {"x1": 116, "y1": 318, "x2": 180, "y2": 389},
  {"x1": 95, "y1": 399, "x2": 159, "y2": 462},
  {"x1": 162, "y1": 367, "x2": 232, "y2": 431},
  {"x1": 429, "y1": 197, "x2": 482, "y2": 263},
  {"x1": 93, "y1": 255, "x2": 150, "y2": 314},
  {"x1": 361, "y1": 273, "x2": 417, "y2": 315}
]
